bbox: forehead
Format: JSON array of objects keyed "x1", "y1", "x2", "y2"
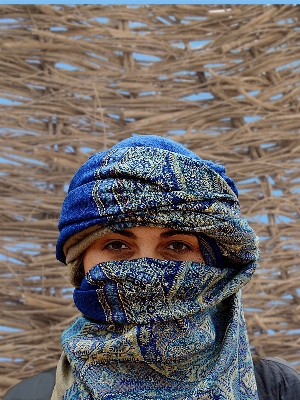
[{"x1": 111, "y1": 227, "x2": 199, "y2": 239}]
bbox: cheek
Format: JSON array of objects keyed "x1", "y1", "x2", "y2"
[
  {"x1": 193, "y1": 249, "x2": 205, "y2": 263},
  {"x1": 194, "y1": 253, "x2": 205, "y2": 263},
  {"x1": 177, "y1": 244, "x2": 204, "y2": 263},
  {"x1": 83, "y1": 249, "x2": 105, "y2": 273},
  {"x1": 176, "y1": 252, "x2": 204, "y2": 263}
]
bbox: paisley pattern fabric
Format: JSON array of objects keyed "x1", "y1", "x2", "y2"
[
  {"x1": 57, "y1": 144, "x2": 259, "y2": 286},
  {"x1": 53, "y1": 135, "x2": 260, "y2": 399},
  {"x1": 62, "y1": 258, "x2": 258, "y2": 399}
]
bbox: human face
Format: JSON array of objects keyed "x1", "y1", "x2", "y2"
[{"x1": 83, "y1": 226, "x2": 204, "y2": 273}]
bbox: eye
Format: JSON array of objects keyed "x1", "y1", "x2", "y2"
[
  {"x1": 166, "y1": 241, "x2": 191, "y2": 252},
  {"x1": 104, "y1": 241, "x2": 130, "y2": 251}
]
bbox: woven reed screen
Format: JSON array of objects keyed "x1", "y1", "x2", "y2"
[{"x1": 0, "y1": 4, "x2": 300, "y2": 393}]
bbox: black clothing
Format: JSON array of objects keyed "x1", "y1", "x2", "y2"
[
  {"x1": 3, "y1": 357, "x2": 300, "y2": 400},
  {"x1": 3, "y1": 367, "x2": 56, "y2": 400},
  {"x1": 254, "y1": 357, "x2": 300, "y2": 399}
]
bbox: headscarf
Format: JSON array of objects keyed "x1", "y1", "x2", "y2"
[{"x1": 52, "y1": 135, "x2": 260, "y2": 400}]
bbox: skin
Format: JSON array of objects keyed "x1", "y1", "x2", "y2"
[{"x1": 83, "y1": 226, "x2": 204, "y2": 273}]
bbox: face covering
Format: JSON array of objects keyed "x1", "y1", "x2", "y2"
[
  {"x1": 53, "y1": 136, "x2": 260, "y2": 399},
  {"x1": 56, "y1": 257, "x2": 258, "y2": 399}
]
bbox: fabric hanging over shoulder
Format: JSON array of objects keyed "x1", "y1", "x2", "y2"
[{"x1": 53, "y1": 135, "x2": 260, "y2": 399}]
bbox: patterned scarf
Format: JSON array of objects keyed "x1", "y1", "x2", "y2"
[{"x1": 53, "y1": 135, "x2": 260, "y2": 399}]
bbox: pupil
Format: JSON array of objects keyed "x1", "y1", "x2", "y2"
[
  {"x1": 112, "y1": 241, "x2": 123, "y2": 249},
  {"x1": 173, "y1": 242, "x2": 184, "y2": 250}
]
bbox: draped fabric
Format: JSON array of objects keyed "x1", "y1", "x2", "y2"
[
  {"x1": 55, "y1": 258, "x2": 258, "y2": 399},
  {"x1": 53, "y1": 135, "x2": 260, "y2": 399},
  {"x1": 57, "y1": 136, "x2": 259, "y2": 287}
]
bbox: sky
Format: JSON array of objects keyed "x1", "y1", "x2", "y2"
[{"x1": 1, "y1": 0, "x2": 298, "y2": 4}]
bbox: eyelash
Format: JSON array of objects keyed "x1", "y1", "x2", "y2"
[
  {"x1": 165, "y1": 241, "x2": 192, "y2": 253},
  {"x1": 104, "y1": 241, "x2": 130, "y2": 252},
  {"x1": 103, "y1": 240, "x2": 192, "y2": 253}
]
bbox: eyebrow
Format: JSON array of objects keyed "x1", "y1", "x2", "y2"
[
  {"x1": 113, "y1": 230, "x2": 137, "y2": 239},
  {"x1": 114, "y1": 229, "x2": 197, "y2": 239},
  {"x1": 159, "y1": 230, "x2": 197, "y2": 239}
]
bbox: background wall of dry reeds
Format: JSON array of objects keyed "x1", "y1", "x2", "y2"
[{"x1": 0, "y1": 4, "x2": 300, "y2": 394}]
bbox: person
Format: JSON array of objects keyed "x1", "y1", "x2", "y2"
[{"x1": 3, "y1": 135, "x2": 300, "y2": 399}]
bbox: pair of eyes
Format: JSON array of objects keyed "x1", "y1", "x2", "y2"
[{"x1": 104, "y1": 240, "x2": 192, "y2": 253}]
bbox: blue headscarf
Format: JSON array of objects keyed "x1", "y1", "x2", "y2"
[
  {"x1": 53, "y1": 135, "x2": 259, "y2": 399},
  {"x1": 57, "y1": 135, "x2": 255, "y2": 266}
]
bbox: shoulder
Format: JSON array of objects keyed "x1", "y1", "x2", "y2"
[
  {"x1": 253, "y1": 357, "x2": 300, "y2": 399},
  {"x1": 2, "y1": 367, "x2": 56, "y2": 400},
  {"x1": 3, "y1": 359, "x2": 300, "y2": 399}
]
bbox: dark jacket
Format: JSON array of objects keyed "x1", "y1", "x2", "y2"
[
  {"x1": 253, "y1": 357, "x2": 300, "y2": 399},
  {"x1": 3, "y1": 357, "x2": 300, "y2": 400}
]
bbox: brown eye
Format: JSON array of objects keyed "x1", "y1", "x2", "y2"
[
  {"x1": 167, "y1": 241, "x2": 190, "y2": 252},
  {"x1": 105, "y1": 241, "x2": 129, "y2": 251}
]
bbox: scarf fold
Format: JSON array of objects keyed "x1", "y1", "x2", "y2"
[
  {"x1": 57, "y1": 145, "x2": 259, "y2": 287},
  {"x1": 53, "y1": 258, "x2": 258, "y2": 399},
  {"x1": 54, "y1": 136, "x2": 260, "y2": 399}
]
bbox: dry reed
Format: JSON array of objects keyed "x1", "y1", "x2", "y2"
[{"x1": 0, "y1": 4, "x2": 300, "y2": 394}]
